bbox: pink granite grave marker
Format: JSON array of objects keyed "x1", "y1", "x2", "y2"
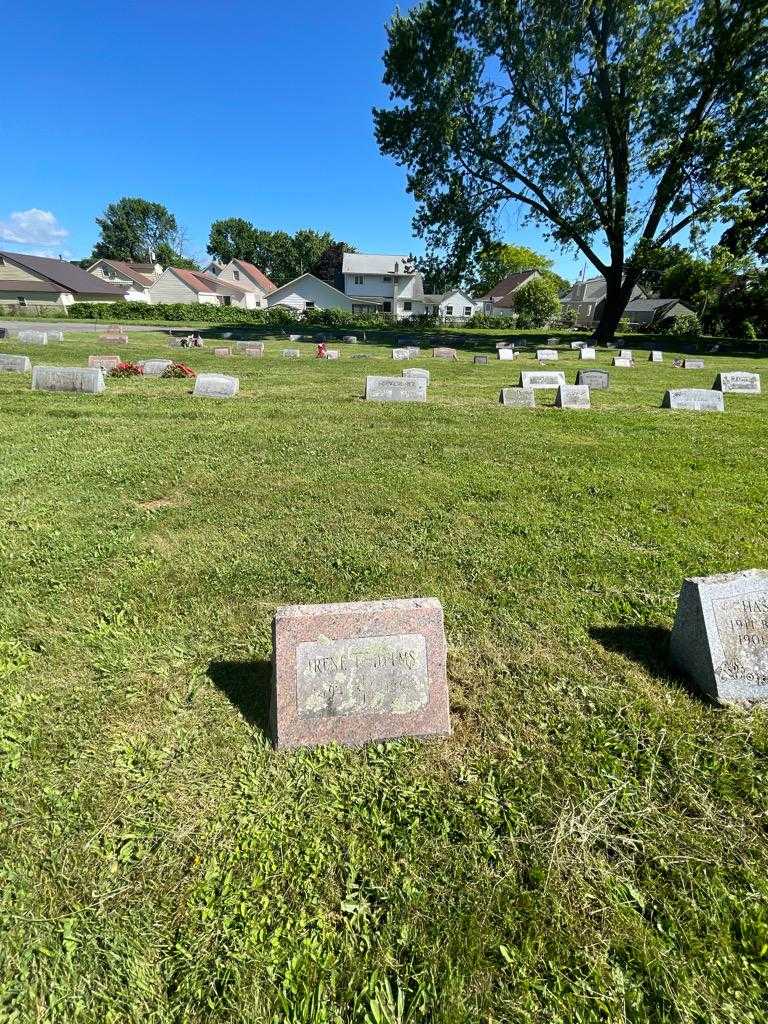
[{"x1": 88, "y1": 354, "x2": 121, "y2": 373}]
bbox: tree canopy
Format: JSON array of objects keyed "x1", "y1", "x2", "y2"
[
  {"x1": 207, "y1": 220, "x2": 352, "y2": 285},
  {"x1": 92, "y1": 197, "x2": 191, "y2": 265},
  {"x1": 374, "y1": 0, "x2": 768, "y2": 339},
  {"x1": 468, "y1": 243, "x2": 570, "y2": 296}
]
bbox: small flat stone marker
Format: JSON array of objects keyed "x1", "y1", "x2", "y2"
[
  {"x1": 324, "y1": 349, "x2": 340, "y2": 360},
  {"x1": 498, "y1": 349, "x2": 516, "y2": 361},
  {"x1": 193, "y1": 373, "x2": 239, "y2": 398},
  {"x1": 433, "y1": 347, "x2": 457, "y2": 359},
  {"x1": 713, "y1": 371, "x2": 760, "y2": 394},
  {"x1": 579, "y1": 347, "x2": 596, "y2": 360},
  {"x1": 0, "y1": 353, "x2": 32, "y2": 373},
  {"x1": 142, "y1": 359, "x2": 173, "y2": 377},
  {"x1": 474, "y1": 355, "x2": 488, "y2": 365},
  {"x1": 32, "y1": 365, "x2": 105, "y2": 394},
  {"x1": 495, "y1": 342, "x2": 515, "y2": 350},
  {"x1": 519, "y1": 370, "x2": 567, "y2": 390},
  {"x1": 662, "y1": 388, "x2": 724, "y2": 412},
  {"x1": 403, "y1": 367, "x2": 430, "y2": 383},
  {"x1": 684, "y1": 359, "x2": 704, "y2": 369},
  {"x1": 576, "y1": 369, "x2": 609, "y2": 390},
  {"x1": 612, "y1": 357, "x2": 633, "y2": 368},
  {"x1": 536, "y1": 349, "x2": 558, "y2": 361},
  {"x1": 214, "y1": 347, "x2": 231, "y2": 357},
  {"x1": 88, "y1": 355, "x2": 121, "y2": 373},
  {"x1": 392, "y1": 348, "x2": 410, "y2": 360},
  {"x1": 670, "y1": 569, "x2": 768, "y2": 705},
  {"x1": 650, "y1": 350, "x2": 663, "y2": 362},
  {"x1": 555, "y1": 384, "x2": 590, "y2": 409},
  {"x1": 271, "y1": 597, "x2": 450, "y2": 748},
  {"x1": 500, "y1": 387, "x2": 535, "y2": 407},
  {"x1": 343, "y1": 335, "x2": 357, "y2": 343},
  {"x1": 244, "y1": 346, "x2": 263, "y2": 357},
  {"x1": 365, "y1": 375, "x2": 427, "y2": 402},
  {"x1": 47, "y1": 330, "x2": 63, "y2": 342},
  {"x1": 282, "y1": 348, "x2": 300, "y2": 358}
]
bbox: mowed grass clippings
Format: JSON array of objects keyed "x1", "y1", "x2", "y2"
[{"x1": 0, "y1": 331, "x2": 767, "y2": 1024}]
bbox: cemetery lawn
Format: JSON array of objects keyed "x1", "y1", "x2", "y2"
[{"x1": 2, "y1": 332, "x2": 768, "y2": 1024}]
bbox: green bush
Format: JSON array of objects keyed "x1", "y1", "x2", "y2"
[
  {"x1": 662, "y1": 312, "x2": 702, "y2": 337},
  {"x1": 67, "y1": 301, "x2": 299, "y2": 326},
  {"x1": 512, "y1": 277, "x2": 561, "y2": 328},
  {"x1": 467, "y1": 311, "x2": 517, "y2": 329}
]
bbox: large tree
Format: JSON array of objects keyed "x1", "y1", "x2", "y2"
[
  {"x1": 468, "y1": 243, "x2": 570, "y2": 296},
  {"x1": 374, "y1": 0, "x2": 768, "y2": 341},
  {"x1": 92, "y1": 197, "x2": 188, "y2": 264},
  {"x1": 207, "y1": 220, "x2": 348, "y2": 284}
]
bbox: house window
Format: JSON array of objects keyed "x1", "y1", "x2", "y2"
[
  {"x1": 446, "y1": 305, "x2": 453, "y2": 315},
  {"x1": 382, "y1": 275, "x2": 392, "y2": 282},
  {"x1": 403, "y1": 301, "x2": 412, "y2": 311},
  {"x1": 305, "y1": 300, "x2": 315, "y2": 309},
  {"x1": 464, "y1": 306, "x2": 472, "y2": 316},
  {"x1": 0, "y1": 256, "x2": 5, "y2": 265},
  {"x1": 17, "y1": 296, "x2": 28, "y2": 306},
  {"x1": 222, "y1": 295, "x2": 232, "y2": 306},
  {"x1": 233, "y1": 270, "x2": 240, "y2": 281},
  {"x1": 382, "y1": 301, "x2": 392, "y2": 313},
  {"x1": 354, "y1": 275, "x2": 364, "y2": 285}
]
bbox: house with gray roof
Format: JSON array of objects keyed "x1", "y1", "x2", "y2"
[
  {"x1": 623, "y1": 297, "x2": 694, "y2": 327},
  {"x1": 561, "y1": 275, "x2": 692, "y2": 327},
  {"x1": 0, "y1": 250, "x2": 127, "y2": 309},
  {"x1": 341, "y1": 252, "x2": 426, "y2": 319}
]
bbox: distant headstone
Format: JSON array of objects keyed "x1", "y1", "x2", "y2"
[
  {"x1": 271, "y1": 598, "x2": 451, "y2": 748},
  {"x1": 343, "y1": 335, "x2": 357, "y2": 343},
  {"x1": 433, "y1": 347, "x2": 457, "y2": 359},
  {"x1": 365, "y1": 375, "x2": 427, "y2": 402},
  {"x1": 142, "y1": 359, "x2": 173, "y2": 377},
  {"x1": 214, "y1": 347, "x2": 231, "y2": 357},
  {"x1": 474, "y1": 355, "x2": 488, "y2": 365},
  {"x1": 536, "y1": 349, "x2": 558, "y2": 361},
  {"x1": 321, "y1": 349, "x2": 338, "y2": 359},
  {"x1": 579, "y1": 347, "x2": 596, "y2": 360},
  {"x1": 18, "y1": 330, "x2": 47, "y2": 345},
  {"x1": 498, "y1": 349, "x2": 516, "y2": 361},
  {"x1": 240, "y1": 341, "x2": 264, "y2": 354},
  {"x1": 713, "y1": 371, "x2": 761, "y2": 394},
  {"x1": 499, "y1": 387, "x2": 536, "y2": 407},
  {"x1": 619, "y1": 349, "x2": 633, "y2": 359},
  {"x1": 406, "y1": 346, "x2": 420, "y2": 357},
  {"x1": 100, "y1": 327, "x2": 128, "y2": 344},
  {"x1": 555, "y1": 384, "x2": 590, "y2": 409},
  {"x1": 0, "y1": 353, "x2": 32, "y2": 373},
  {"x1": 612, "y1": 357, "x2": 634, "y2": 368},
  {"x1": 244, "y1": 346, "x2": 264, "y2": 357},
  {"x1": 47, "y1": 330, "x2": 64, "y2": 342},
  {"x1": 392, "y1": 348, "x2": 410, "y2": 360},
  {"x1": 495, "y1": 342, "x2": 515, "y2": 350},
  {"x1": 288, "y1": 334, "x2": 302, "y2": 342},
  {"x1": 649, "y1": 350, "x2": 663, "y2": 362},
  {"x1": 32, "y1": 365, "x2": 105, "y2": 394},
  {"x1": 193, "y1": 373, "x2": 239, "y2": 398},
  {"x1": 570, "y1": 340, "x2": 586, "y2": 349},
  {"x1": 519, "y1": 370, "x2": 567, "y2": 390},
  {"x1": 683, "y1": 359, "x2": 705, "y2": 369},
  {"x1": 282, "y1": 349, "x2": 300, "y2": 358},
  {"x1": 576, "y1": 369, "x2": 609, "y2": 390},
  {"x1": 662, "y1": 388, "x2": 724, "y2": 412},
  {"x1": 403, "y1": 368, "x2": 430, "y2": 383},
  {"x1": 88, "y1": 354, "x2": 121, "y2": 373},
  {"x1": 670, "y1": 569, "x2": 768, "y2": 705}
]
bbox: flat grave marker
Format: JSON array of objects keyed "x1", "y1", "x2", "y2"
[
  {"x1": 474, "y1": 355, "x2": 488, "y2": 365},
  {"x1": 324, "y1": 349, "x2": 340, "y2": 360},
  {"x1": 403, "y1": 367, "x2": 430, "y2": 383},
  {"x1": 500, "y1": 387, "x2": 535, "y2": 408},
  {"x1": 662, "y1": 388, "x2": 724, "y2": 412},
  {"x1": 271, "y1": 598, "x2": 450, "y2": 748},
  {"x1": 684, "y1": 359, "x2": 705, "y2": 369},
  {"x1": 282, "y1": 349, "x2": 301, "y2": 358},
  {"x1": 0, "y1": 353, "x2": 32, "y2": 373},
  {"x1": 214, "y1": 347, "x2": 231, "y2": 357},
  {"x1": 713, "y1": 371, "x2": 760, "y2": 394},
  {"x1": 87, "y1": 355, "x2": 121, "y2": 373},
  {"x1": 536, "y1": 349, "x2": 558, "y2": 361},
  {"x1": 244, "y1": 346, "x2": 264, "y2": 357},
  {"x1": 576, "y1": 369, "x2": 609, "y2": 390},
  {"x1": 18, "y1": 330, "x2": 47, "y2": 345},
  {"x1": 392, "y1": 348, "x2": 410, "y2": 360},
  {"x1": 433, "y1": 347, "x2": 457, "y2": 360},
  {"x1": 142, "y1": 359, "x2": 173, "y2": 377},
  {"x1": 519, "y1": 370, "x2": 567, "y2": 390},
  {"x1": 32, "y1": 365, "x2": 105, "y2": 394},
  {"x1": 193, "y1": 373, "x2": 239, "y2": 398},
  {"x1": 670, "y1": 569, "x2": 768, "y2": 706},
  {"x1": 555, "y1": 384, "x2": 590, "y2": 409},
  {"x1": 365, "y1": 375, "x2": 427, "y2": 402}
]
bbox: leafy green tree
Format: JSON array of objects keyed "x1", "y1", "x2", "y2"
[
  {"x1": 510, "y1": 276, "x2": 561, "y2": 327},
  {"x1": 415, "y1": 252, "x2": 459, "y2": 294},
  {"x1": 206, "y1": 218, "x2": 261, "y2": 265},
  {"x1": 469, "y1": 243, "x2": 569, "y2": 296},
  {"x1": 310, "y1": 241, "x2": 356, "y2": 288},
  {"x1": 92, "y1": 197, "x2": 186, "y2": 264},
  {"x1": 719, "y1": 184, "x2": 768, "y2": 260},
  {"x1": 207, "y1": 221, "x2": 347, "y2": 284},
  {"x1": 374, "y1": 0, "x2": 768, "y2": 341}
]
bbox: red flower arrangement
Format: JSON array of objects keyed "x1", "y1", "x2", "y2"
[
  {"x1": 111, "y1": 361, "x2": 144, "y2": 377},
  {"x1": 161, "y1": 362, "x2": 197, "y2": 379}
]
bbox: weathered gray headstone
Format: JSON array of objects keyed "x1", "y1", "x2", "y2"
[
  {"x1": 612, "y1": 357, "x2": 634, "y2": 368},
  {"x1": 555, "y1": 384, "x2": 590, "y2": 409},
  {"x1": 495, "y1": 342, "x2": 515, "y2": 350},
  {"x1": 713, "y1": 371, "x2": 761, "y2": 394},
  {"x1": 88, "y1": 354, "x2": 121, "y2": 373},
  {"x1": 649, "y1": 350, "x2": 663, "y2": 362},
  {"x1": 18, "y1": 330, "x2": 47, "y2": 345},
  {"x1": 282, "y1": 349, "x2": 300, "y2": 358},
  {"x1": 32, "y1": 365, "x2": 105, "y2": 394},
  {"x1": 0, "y1": 353, "x2": 32, "y2": 373},
  {"x1": 684, "y1": 359, "x2": 705, "y2": 369},
  {"x1": 47, "y1": 330, "x2": 64, "y2": 342},
  {"x1": 406, "y1": 346, "x2": 420, "y2": 357},
  {"x1": 498, "y1": 348, "x2": 517, "y2": 361},
  {"x1": 670, "y1": 570, "x2": 768, "y2": 705},
  {"x1": 142, "y1": 359, "x2": 174, "y2": 377},
  {"x1": 192, "y1": 373, "x2": 239, "y2": 398},
  {"x1": 433, "y1": 347, "x2": 457, "y2": 359},
  {"x1": 392, "y1": 348, "x2": 410, "y2": 360},
  {"x1": 499, "y1": 387, "x2": 536, "y2": 407},
  {"x1": 244, "y1": 346, "x2": 264, "y2": 357},
  {"x1": 662, "y1": 388, "x2": 725, "y2": 412},
  {"x1": 365, "y1": 375, "x2": 427, "y2": 402},
  {"x1": 474, "y1": 355, "x2": 488, "y2": 365},
  {"x1": 576, "y1": 369, "x2": 610, "y2": 390},
  {"x1": 403, "y1": 367, "x2": 430, "y2": 383},
  {"x1": 570, "y1": 340, "x2": 586, "y2": 349},
  {"x1": 271, "y1": 598, "x2": 450, "y2": 748},
  {"x1": 343, "y1": 335, "x2": 357, "y2": 343},
  {"x1": 536, "y1": 349, "x2": 558, "y2": 361},
  {"x1": 578, "y1": 347, "x2": 596, "y2": 360},
  {"x1": 519, "y1": 370, "x2": 567, "y2": 390},
  {"x1": 619, "y1": 349, "x2": 633, "y2": 359}
]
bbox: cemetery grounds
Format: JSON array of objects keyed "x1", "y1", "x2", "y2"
[{"x1": 0, "y1": 330, "x2": 767, "y2": 1023}]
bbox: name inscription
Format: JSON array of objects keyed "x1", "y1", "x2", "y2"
[
  {"x1": 713, "y1": 590, "x2": 768, "y2": 687},
  {"x1": 296, "y1": 633, "x2": 429, "y2": 718}
]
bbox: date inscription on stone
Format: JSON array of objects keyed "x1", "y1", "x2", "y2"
[
  {"x1": 296, "y1": 633, "x2": 429, "y2": 718},
  {"x1": 712, "y1": 591, "x2": 768, "y2": 687}
]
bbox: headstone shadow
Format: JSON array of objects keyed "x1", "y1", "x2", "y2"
[
  {"x1": 589, "y1": 625, "x2": 715, "y2": 705},
  {"x1": 207, "y1": 659, "x2": 272, "y2": 737}
]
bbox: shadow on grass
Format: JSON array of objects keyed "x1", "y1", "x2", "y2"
[
  {"x1": 207, "y1": 659, "x2": 273, "y2": 738},
  {"x1": 589, "y1": 625, "x2": 716, "y2": 705}
]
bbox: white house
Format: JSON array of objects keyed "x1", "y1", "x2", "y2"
[
  {"x1": 266, "y1": 273, "x2": 354, "y2": 314},
  {"x1": 149, "y1": 267, "x2": 253, "y2": 307},
  {"x1": 423, "y1": 289, "x2": 480, "y2": 322},
  {"x1": 86, "y1": 259, "x2": 160, "y2": 302},
  {"x1": 341, "y1": 252, "x2": 426, "y2": 319},
  {"x1": 0, "y1": 250, "x2": 127, "y2": 308},
  {"x1": 215, "y1": 259, "x2": 276, "y2": 308}
]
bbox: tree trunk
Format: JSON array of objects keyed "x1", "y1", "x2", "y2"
[{"x1": 592, "y1": 268, "x2": 640, "y2": 343}]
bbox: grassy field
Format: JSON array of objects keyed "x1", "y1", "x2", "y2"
[{"x1": 1, "y1": 331, "x2": 767, "y2": 1023}]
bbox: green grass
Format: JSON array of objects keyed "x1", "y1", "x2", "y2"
[{"x1": 1, "y1": 332, "x2": 767, "y2": 1023}]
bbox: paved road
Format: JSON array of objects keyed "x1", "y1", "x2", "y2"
[{"x1": 0, "y1": 320, "x2": 173, "y2": 335}]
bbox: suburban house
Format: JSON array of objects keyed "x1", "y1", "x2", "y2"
[
  {"x1": 148, "y1": 267, "x2": 254, "y2": 307},
  {"x1": 480, "y1": 270, "x2": 541, "y2": 316},
  {"x1": 266, "y1": 273, "x2": 354, "y2": 314},
  {"x1": 424, "y1": 289, "x2": 480, "y2": 322},
  {"x1": 341, "y1": 253, "x2": 426, "y2": 319},
  {"x1": 622, "y1": 297, "x2": 695, "y2": 327},
  {"x1": 561, "y1": 276, "x2": 692, "y2": 327},
  {"x1": 0, "y1": 250, "x2": 127, "y2": 308},
  {"x1": 86, "y1": 258, "x2": 161, "y2": 302},
  {"x1": 215, "y1": 259, "x2": 276, "y2": 307},
  {"x1": 202, "y1": 260, "x2": 224, "y2": 277}
]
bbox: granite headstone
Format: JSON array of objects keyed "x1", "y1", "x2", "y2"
[
  {"x1": 662, "y1": 388, "x2": 724, "y2": 411},
  {"x1": 32, "y1": 365, "x2": 105, "y2": 394},
  {"x1": 365, "y1": 376, "x2": 427, "y2": 402},
  {"x1": 0, "y1": 353, "x2": 32, "y2": 373},
  {"x1": 519, "y1": 370, "x2": 567, "y2": 390},
  {"x1": 579, "y1": 347, "x2": 596, "y2": 360},
  {"x1": 555, "y1": 384, "x2": 590, "y2": 409},
  {"x1": 713, "y1": 371, "x2": 760, "y2": 394},
  {"x1": 499, "y1": 388, "x2": 536, "y2": 407},
  {"x1": 536, "y1": 349, "x2": 558, "y2": 361},
  {"x1": 192, "y1": 373, "x2": 239, "y2": 398},
  {"x1": 576, "y1": 369, "x2": 609, "y2": 390}
]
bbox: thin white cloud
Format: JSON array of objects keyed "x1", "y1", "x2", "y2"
[{"x1": 0, "y1": 209, "x2": 69, "y2": 246}]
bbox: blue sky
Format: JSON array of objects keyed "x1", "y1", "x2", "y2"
[{"x1": 0, "y1": 1, "x2": 715, "y2": 283}]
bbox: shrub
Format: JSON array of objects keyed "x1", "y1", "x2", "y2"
[
  {"x1": 740, "y1": 320, "x2": 758, "y2": 340},
  {"x1": 467, "y1": 311, "x2": 517, "y2": 329},
  {"x1": 512, "y1": 277, "x2": 561, "y2": 328},
  {"x1": 161, "y1": 363, "x2": 196, "y2": 379},
  {"x1": 662, "y1": 312, "x2": 702, "y2": 337},
  {"x1": 618, "y1": 317, "x2": 631, "y2": 331},
  {"x1": 111, "y1": 361, "x2": 144, "y2": 377}
]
